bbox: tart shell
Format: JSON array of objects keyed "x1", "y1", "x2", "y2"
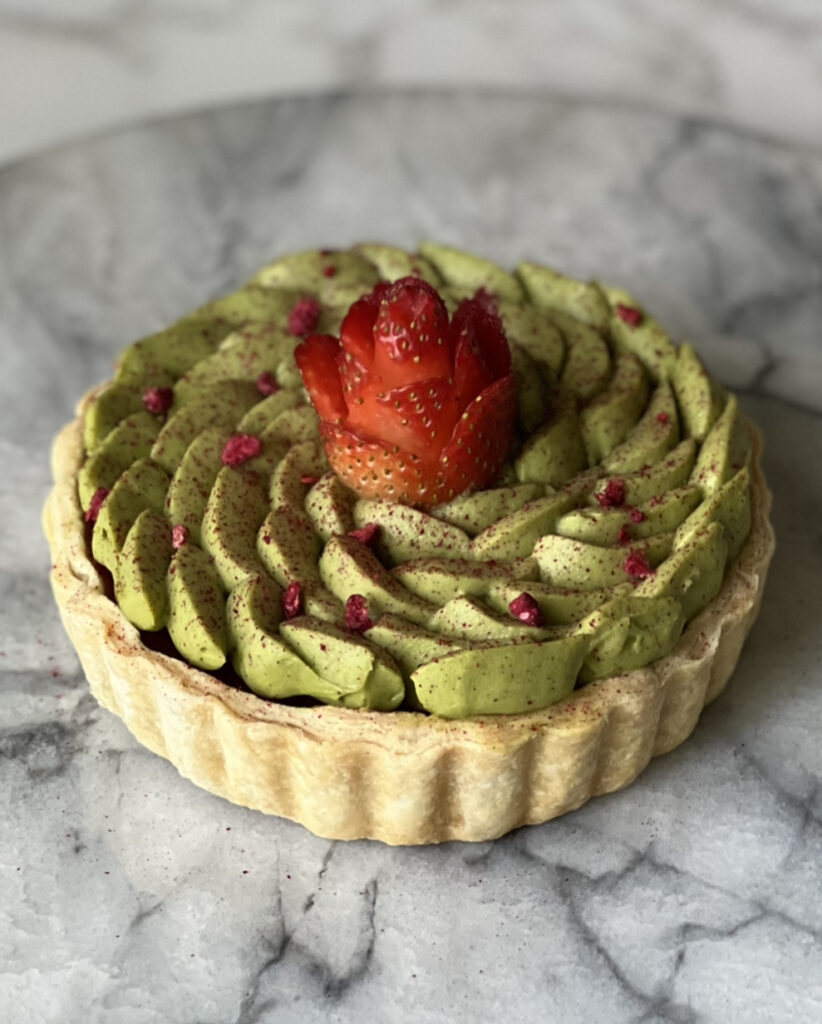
[{"x1": 44, "y1": 395, "x2": 775, "y2": 845}]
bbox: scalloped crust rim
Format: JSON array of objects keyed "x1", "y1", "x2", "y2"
[{"x1": 44, "y1": 403, "x2": 775, "y2": 845}]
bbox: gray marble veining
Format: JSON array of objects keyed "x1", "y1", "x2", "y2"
[
  {"x1": 1, "y1": 92, "x2": 822, "y2": 1023},
  {"x1": 2, "y1": 0, "x2": 822, "y2": 163}
]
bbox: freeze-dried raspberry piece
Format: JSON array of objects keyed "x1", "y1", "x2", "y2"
[
  {"x1": 630, "y1": 508, "x2": 647, "y2": 524},
  {"x1": 142, "y1": 386, "x2": 173, "y2": 415},
  {"x1": 221, "y1": 434, "x2": 261, "y2": 467},
  {"x1": 84, "y1": 487, "x2": 109, "y2": 523},
  {"x1": 623, "y1": 550, "x2": 655, "y2": 581},
  {"x1": 347, "y1": 523, "x2": 380, "y2": 548},
  {"x1": 288, "y1": 297, "x2": 321, "y2": 338},
  {"x1": 594, "y1": 478, "x2": 626, "y2": 508},
  {"x1": 256, "y1": 371, "x2": 280, "y2": 397},
  {"x1": 171, "y1": 524, "x2": 188, "y2": 549},
  {"x1": 509, "y1": 592, "x2": 544, "y2": 627},
  {"x1": 657, "y1": 411, "x2": 669, "y2": 424},
  {"x1": 617, "y1": 525, "x2": 632, "y2": 546},
  {"x1": 616, "y1": 304, "x2": 643, "y2": 327},
  {"x1": 345, "y1": 594, "x2": 373, "y2": 633},
  {"x1": 300, "y1": 474, "x2": 321, "y2": 486},
  {"x1": 282, "y1": 581, "x2": 303, "y2": 620}
]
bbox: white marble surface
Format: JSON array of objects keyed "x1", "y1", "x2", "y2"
[
  {"x1": 3, "y1": 0, "x2": 822, "y2": 164},
  {"x1": 2, "y1": 91, "x2": 822, "y2": 1022}
]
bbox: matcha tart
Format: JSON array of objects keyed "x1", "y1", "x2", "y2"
[{"x1": 44, "y1": 244, "x2": 774, "y2": 844}]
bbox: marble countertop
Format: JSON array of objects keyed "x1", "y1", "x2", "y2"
[
  {"x1": 3, "y1": 0, "x2": 822, "y2": 165},
  {"x1": 2, "y1": 90, "x2": 822, "y2": 1023}
]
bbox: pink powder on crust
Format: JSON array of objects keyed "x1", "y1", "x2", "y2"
[
  {"x1": 300, "y1": 474, "x2": 321, "y2": 486},
  {"x1": 509, "y1": 592, "x2": 544, "y2": 627},
  {"x1": 615, "y1": 304, "x2": 643, "y2": 327},
  {"x1": 221, "y1": 434, "x2": 261, "y2": 467},
  {"x1": 142, "y1": 386, "x2": 173, "y2": 415},
  {"x1": 84, "y1": 487, "x2": 109, "y2": 523},
  {"x1": 595, "y1": 478, "x2": 626, "y2": 508},
  {"x1": 283, "y1": 581, "x2": 303, "y2": 620},
  {"x1": 288, "y1": 297, "x2": 321, "y2": 337},
  {"x1": 623, "y1": 550, "x2": 655, "y2": 581},
  {"x1": 617, "y1": 525, "x2": 632, "y2": 546},
  {"x1": 345, "y1": 594, "x2": 373, "y2": 633},
  {"x1": 256, "y1": 372, "x2": 280, "y2": 397},
  {"x1": 348, "y1": 523, "x2": 380, "y2": 547},
  {"x1": 171, "y1": 524, "x2": 189, "y2": 549}
]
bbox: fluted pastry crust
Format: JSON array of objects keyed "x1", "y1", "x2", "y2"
[{"x1": 44, "y1": 392, "x2": 774, "y2": 845}]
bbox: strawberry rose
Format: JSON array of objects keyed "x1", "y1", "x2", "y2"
[{"x1": 295, "y1": 277, "x2": 516, "y2": 507}]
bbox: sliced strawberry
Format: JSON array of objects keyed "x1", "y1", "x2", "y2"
[
  {"x1": 452, "y1": 295, "x2": 511, "y2": 379},
  {"x1": 371, "y1": 277, "x2": 451, "y2": 388},
  {"x1": 451, "y1": 326, "x2": 495, "y2": 415},
  {"x1": 469, "y1": 287, "x2": 499, "y2": 317},
  {"x1": 370, "y1": 377, "x2": 460, "y2": 458},
  {"x1": 294, "y1": 334, "x2": 348, "y2": 423},
  {"x1": 321, "y1": 422, "x2": 436, "y2": 505},
  {"x1": 337, "y1": 347, "x2": 373, "y2": 404},
  {"x1": 440, "y1": 374, "x2": 517, "y2": 496},
  {"x1": 297, "y1": 275, "x2": 518, "y2": 508},
  {"x1": 339, "y1": 284, "x2": 390, "y2": 365},
  {"x1": 324, "y1": 375, "x2": 515, "y2": 505}
]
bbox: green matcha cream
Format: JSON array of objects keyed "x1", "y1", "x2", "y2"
[{"x1": 79, "y1": 244, "x2": 754, "y2": 719}]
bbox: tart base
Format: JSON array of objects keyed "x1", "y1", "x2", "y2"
[{"x1": 44, "y1": 401, "x2": 775, "y2": 845}]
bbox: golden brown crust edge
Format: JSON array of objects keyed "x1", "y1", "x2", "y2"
[{"x1": 44, "y1": 409, "x2": 775, "y2": 845}]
